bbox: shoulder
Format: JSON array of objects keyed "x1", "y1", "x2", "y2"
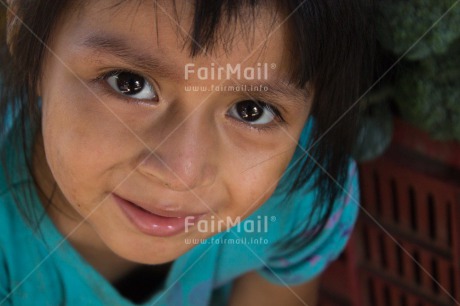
[
  {"x1": 253, "y1": 159, "x2": 360, "y2": 284},
  {"x1": 0, "y1": 184, "x2": 79, "y2": 305},
  {"x1": 0, "y1": 184, "x2": 42, "y2": 303},
  {"x1": 252, "y1": 158, "x2": 359, "y2": 242}
]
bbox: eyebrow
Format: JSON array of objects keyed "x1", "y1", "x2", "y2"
[
  {"x1": 78, "y1": 34, "x2": 180, "y2": 79},
  {"x1": 78, "y1": 34, "x2": 311, "y2": 109},
  {"x1": 231, "y1": 80, "x2": 311, "y2": 111}
]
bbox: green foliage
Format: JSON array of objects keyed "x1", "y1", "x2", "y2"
[
  {"x1": 395, "y1": 39, "x2": 460, "y2": 140},
  {"x1": 354, "y1": 1, "x2": 460, "y2": 160},
  {"x1": 377, "y1": 0, "x2": 460, "y2": 60}
]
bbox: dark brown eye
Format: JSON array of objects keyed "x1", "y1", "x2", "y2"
[
  {"x1": 236, "y1": 100, "x2": 264, "y2": 122},
  {"x1": 106, "y1": 71, "x2": 157, "y2": 100},
  {"x1": 116, "y1": 72, "x2": 144, "y2": 95},
  {"x1": 228, "y1": 100, "x2": 277, "y2": 125}
]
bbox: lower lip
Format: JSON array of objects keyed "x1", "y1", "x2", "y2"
[{"x1": 113, "y1": 195, "x2": 203, "y2": 237}]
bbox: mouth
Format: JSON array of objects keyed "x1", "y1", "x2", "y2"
[{"x1": 113, "y1": 194, "x2": 206, "y2": 237}]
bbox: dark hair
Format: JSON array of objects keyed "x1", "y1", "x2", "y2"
[{"x1": 0, "y1": 1, "x2": 374, "y2": 251}]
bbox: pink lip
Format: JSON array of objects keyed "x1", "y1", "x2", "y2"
[{"x1": 113, "y1": 194, "x2": 205, "y2": 237}]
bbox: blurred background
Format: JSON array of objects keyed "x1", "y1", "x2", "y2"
[{"x1": 319, "y1": 1, "x2": 460, "y2": 305}]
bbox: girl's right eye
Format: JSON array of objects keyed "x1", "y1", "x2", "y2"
[{"x1": 105, "y1": 71, "x2": 158, "y2": 102}]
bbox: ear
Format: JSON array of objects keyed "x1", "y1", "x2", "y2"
[{"x1": 6, "y1": 0, "x2": 20, "y2": 55}]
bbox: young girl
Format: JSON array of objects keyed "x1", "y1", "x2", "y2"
[{"x1": 0, "y1": 1, "x2": 373, "y2": 305}]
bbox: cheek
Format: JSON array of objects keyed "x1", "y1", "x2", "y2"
[
  {"x1": 42, "y1": 127, "x2": 109, "y2": 207},
  {"x1": 222, "y1": 149, "x2": 294, "y2": 219},
  {"x1": 40, "y1": 91, "x2": 136, "y2": 206}
]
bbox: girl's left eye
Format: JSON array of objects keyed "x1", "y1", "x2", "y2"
[
  {"x1": 105, "y1": 71, "x2": 158, "y2": 101},
  {"x1": 227, "y1": 100, "x2": 282, "y2": 126}
]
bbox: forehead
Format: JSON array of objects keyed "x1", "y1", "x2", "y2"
[{"x1": 57, "y1": 0, "x2": 290, "y2": 71}]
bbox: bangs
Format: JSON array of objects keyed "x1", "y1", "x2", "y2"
[
  {"x1": 60, "y1": 0, "x2": 368, "y2": 90},
  {"x1": 188, "y1": 0, "x2": 312, "y2": 88},
  {"x1": 82, "y1": 0, "x2": 312, "y2": 88},
  {"x1": 185, "y1": 0, "x2": 370, "y2": 89}
]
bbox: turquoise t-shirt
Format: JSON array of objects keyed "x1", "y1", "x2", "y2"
[{"x1": 0, "y1": 116, "x2": 359, "y2": 306}]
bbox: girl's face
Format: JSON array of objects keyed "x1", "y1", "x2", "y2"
[{"x1": 36, "y1": 1, "x2": 311, "y2": 264}]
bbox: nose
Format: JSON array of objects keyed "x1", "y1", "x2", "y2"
[{"x1": 138, "y1": 113, "x2": 218, "y2": 191}]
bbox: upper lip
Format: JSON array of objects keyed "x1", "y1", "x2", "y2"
[{"x1": 114, "y1": 194, "x2": 207, "y2": 218}]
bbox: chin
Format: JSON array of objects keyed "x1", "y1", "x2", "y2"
[{"x1": 107, "y1": 235, "x2": 193, "y2": 265}]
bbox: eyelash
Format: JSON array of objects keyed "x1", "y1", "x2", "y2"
[{"x1": 92, "y1": 69, "x2": 287, "y2": 132}]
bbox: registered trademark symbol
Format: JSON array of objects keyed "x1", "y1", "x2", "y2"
[
  {"x1": 270, "y1": 216, "x2": 276, "y2": 222},
  {"x1": 270, "y1": 63, "x2": 277, "y2": 70}
]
